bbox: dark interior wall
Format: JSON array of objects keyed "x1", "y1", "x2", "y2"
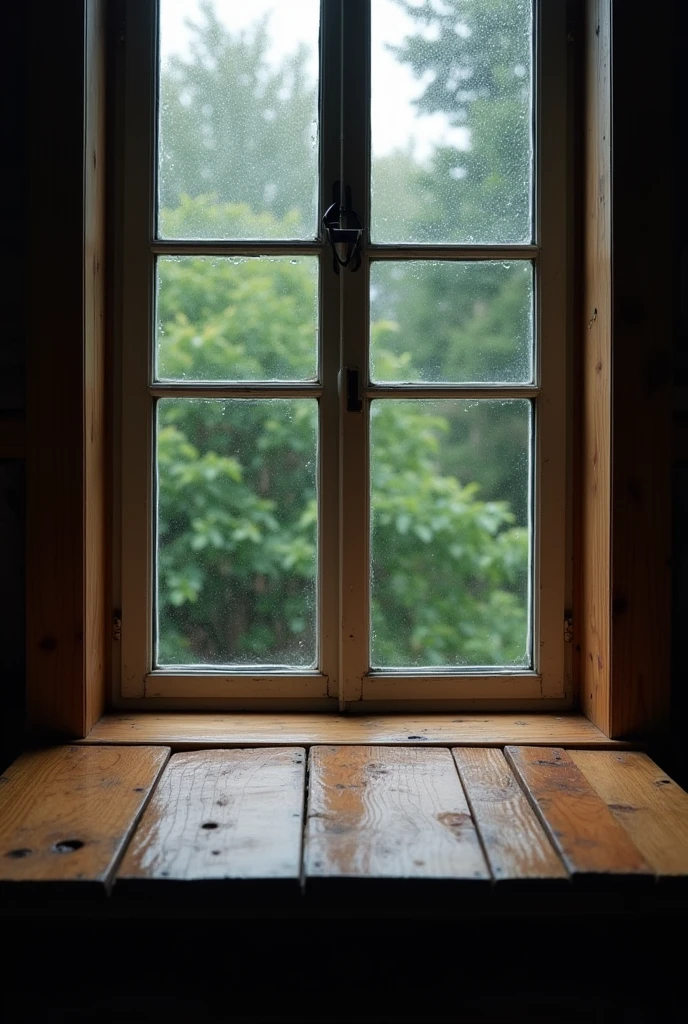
[
  {"x1": 0, "y1": 3, "x2": 27, "y2": 772},
  {"x1": 671, "y1": 0, "x2": 688, "y2": 786}
]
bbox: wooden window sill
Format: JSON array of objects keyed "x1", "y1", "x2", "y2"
[
  {"x1": 79, "y1": 712, "x2": 635, "y2": 751},
  {"x1": 2, "y1": 741, "x2": 687, "y2": 918}
]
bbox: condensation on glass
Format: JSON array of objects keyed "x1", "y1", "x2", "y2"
[
  {"x1": 156, "y1": 256, "x2": 319, "y2": 382},
  {"x1": 370, "y1": 261, "x2": 534, "y2": 385},
  {"x1": 157, "y1": 0, "x2": 320, "y2": 240},
  {"x1": 370, "y1": 399, "x2": 532, "y2": 670},
  {"x1": 155, "y1": 398, "x2": 318, "y2": 668},
  {"x1": 370, "y1": 0, "x2": 533, "y2": 244}
]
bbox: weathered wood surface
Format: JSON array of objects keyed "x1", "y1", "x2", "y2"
[
  {"x1": 505, "y1": 746, "x2": 651, "y2": 880},
  {"x1": 571, "y1": 750, "x2": 688, "y2": 877},
  {"x1": 117, "y1": 748, "x2": 305, "y2": 886},
  {"x1": 82, "y1": 713, "x2": 632, "y2": 750},
  {"x1": 0, "y1": 746, "x2": 169, "y2": 894},
  {"x1": 453, "y1": 747, "x2": 567, "y2": 882},
  {"x1": 26, "y1": 0, "x2": 109, "y2": 738},
  {"x1": 304, "y1": 746, "x2": 488, "y2": 881},
  {"x1": 579, "y1": 0, "x2": 672, "y2": 739},
  {"x1": 579, "y1": 0, "x2": 612, "y2": 735}
]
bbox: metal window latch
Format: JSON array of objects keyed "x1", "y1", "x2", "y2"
[
  {"x1": 322, "y1": 181, "x2": 363, "y2": 274},
  {"x1": 339, "y1": 366, "x2": 362, "y2": 413}
]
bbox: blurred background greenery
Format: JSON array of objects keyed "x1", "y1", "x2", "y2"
[{"x1": 155, "y1": 0, "x2": 533, "y2": 670}]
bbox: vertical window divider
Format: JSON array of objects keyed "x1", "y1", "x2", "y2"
[
  {"x1": 339, "y1": 0, "x2": 372, "y2": 706},
  {"x1": 120, "y1": 0, "x2": 158, "y2": 698},
  {"x1": 319, "y1": 0, "x2": 344, "y2": 697}
]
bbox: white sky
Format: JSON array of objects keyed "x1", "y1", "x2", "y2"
[{"x1": 160, "y1": 0, "x2": 468, "y2": 162}]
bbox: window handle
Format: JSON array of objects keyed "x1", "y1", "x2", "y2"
[
  {"x1": 322, "y1": 181, "x2": 363, "y2": 274},
  {"x1": 339, "y1": 366, "x2": 362, "y2": 413}
]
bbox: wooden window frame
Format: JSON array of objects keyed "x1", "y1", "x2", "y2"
[
  {"x1": 25, "y1": 0, "x2": 671, "y2": 742},
  {"x1": 116, "y1": 0, "x2": 568, "y2": 710}
]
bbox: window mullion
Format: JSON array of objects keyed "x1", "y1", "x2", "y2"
[
  {"x1": 120, "y1": 0, "x2": 158, "y2": 697},
  {"x1": 319, "y1": 0, "x2": 344, "y2": 696},
  {"x1": 339, "y1": 0, "x2": 371, "y2": 706}
]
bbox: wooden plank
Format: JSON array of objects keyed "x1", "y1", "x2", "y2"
[
  {"x1": 606, "y1": 0, "x2": 671, "y2": 738},
  {"x1": 304, "y1": 746, "x2": 489, "y2": 881},
  {"x1": 117, "y1": 748, "x2": 305, "y2": 887},
  {"x1": 579, "y1": 0, "x2": 612, "y2": 734},
  {"x1": 504, "y1": 746, "x2": 650, "y2": 880},
  {"x1": 453, "y1": 748, "x2": 567, "y2": 882},
  {"x1": 0, "y1": 746, "x2": 169, "y2": 895},
  {"x1": 81, "y1": 712, "x2": 635, "y2": 750},
  {"x1": 571, "y1": 751, "x2": 688, "y2": 877},
  {"x1": 580, "y1": 0, "x2": 672, "y2": 739},
  {"x1": 26, "y1": 0, "x2": 108, "y2": 739}
]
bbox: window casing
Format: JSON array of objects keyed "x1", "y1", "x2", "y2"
[{"x1": 115, "y1": 0, "x2": 569, "y2": 710}]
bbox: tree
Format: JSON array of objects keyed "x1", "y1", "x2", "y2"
[
  {"x1": 371, "y1": 0, "x2": 535, "y2": 516},
  {"x1": 156, "y1": 5, "x2": 530, "y2": 668},
  {"x1": 384, "y1": 0, "x2": 533, "y2": 245},
  {"x1": 159, "y1": 0, "x2": 318, "y2": 237}
]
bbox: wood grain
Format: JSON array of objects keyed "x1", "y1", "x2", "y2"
[
  {"x1": 118, "y1": 748, "x2": 305, "y2": 885},
  {"x1": 0, "y1": 746, "x2": 169, "y2": 893},
  {"x1": 453, "y1": 748, "x2": 567, "y2": 882},
  {"x1": 504, "y1": 746, "x2": 650, "y2": 880},
  {"x1": 26, "y1": 0, "x2": 108, "y2": 738},
  {"x1": 606, "y1": 0, "x2": 672, "y2": 738},
  {"x1": 580, "y1": 0, "x2": 612, "y2": 735},
  {"x1": 579, "y1": 0, "x2": 672, "y2": 739},
  {"x1": 571, "y1": 751, "x2": 688, "y2": 877},
  {"x1": 81, "y1": 712, "x2": 633, "y2": 750},
  {"x1": 304, "y1": 746, "x2": 488, "y2": 881}
]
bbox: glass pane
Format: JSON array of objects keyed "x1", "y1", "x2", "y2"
[
  {"x1": 156, "y1": 256, "x2": 318, "y2": 382},
  {"x1": 156, "y1": 398, "x2": 317, "y2": 668},
  {"x1": 158, "y1": 0, "x2": 320, "y2": 240},
  {"x1": 370, "y1": 261, "x2": 533, "y2": 384},
  {"x1": 370, "y1": 399, "x2": 531, "y2": 669},
  {"x1": 371, "y1": 0, "x2": 533, "y2": 243}
]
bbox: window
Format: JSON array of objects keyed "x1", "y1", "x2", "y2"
[{"x1": 116, "y1": 0, "x2": 569, "y2": 708}]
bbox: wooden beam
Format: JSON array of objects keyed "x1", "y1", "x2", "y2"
[
  {"x1": 579, "y1": 0, "x2": 672, "y2": 738},
  {"x1": 606, "y1": 0, "x2": 672, "y2": 738},
  {"x1": 27, "y1": 0, "x2": 108, "y2": 738},
  {"x1": 579, "y1": 0, "x2": 612, "y2": 733}
]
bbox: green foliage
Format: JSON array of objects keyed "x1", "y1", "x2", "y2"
[
  {"x1": 159, "y1": 0, "x2": 318, "y2": 236},
  {"x1": 389, "y1": 0, "x2": 532, "y2": 243},
  {"x1": 154, "y1": 0, "x2": 533, "y2": 669}
]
